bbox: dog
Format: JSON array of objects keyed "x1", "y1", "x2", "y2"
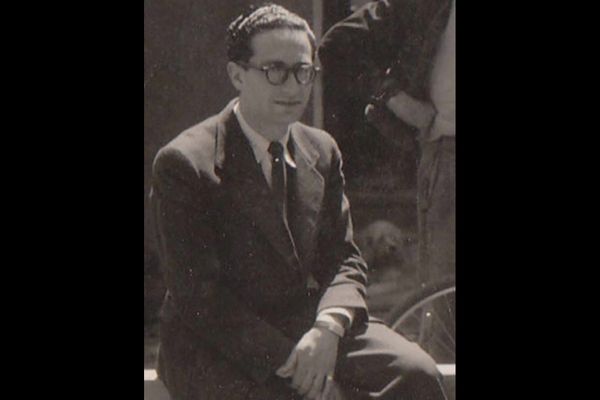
[
  {"x1": 356, "y1": 220, "x2": 420, "y2": 315},
  {"x1": 355, "y1": 220, "x2": 417, "y2": 275}
]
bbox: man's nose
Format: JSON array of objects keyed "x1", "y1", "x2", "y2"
[{"x1": 279, "y1": 73, "x2": 302, "y2": 93}]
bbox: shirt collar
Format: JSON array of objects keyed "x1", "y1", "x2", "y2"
[{"x1": 233, "y1": 101, "x2": 296, "y2": 168}]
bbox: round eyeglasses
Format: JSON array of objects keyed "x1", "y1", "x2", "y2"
[{"x1": 238, "y1": 61, "x2": 319, "y2": 86}]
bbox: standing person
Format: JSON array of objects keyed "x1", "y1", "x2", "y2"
[
  {"x1": 319, "y1": 0, "x2": 455, "y2": 286},
  {"x1": 149, "y1": 3, "x2": 447, "y2": 399}
]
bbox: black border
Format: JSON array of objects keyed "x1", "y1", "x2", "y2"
[{"x1": 17, "y1": 1, "x2": 577, "y2": 399}]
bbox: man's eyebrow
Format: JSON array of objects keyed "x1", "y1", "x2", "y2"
[
  {"x1": 259, "y1": 60, "x2": 286, "y2": 66},
  {"x1": 259, "y1": 60, "x2": 312, "y2": 67},
  {"x1": 256, "y1": 59, "x2": 288, "y2": 65}
]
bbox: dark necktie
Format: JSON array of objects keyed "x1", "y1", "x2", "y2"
[{"x1": 268, "y1": 141, "x2": 287, "y2": 218}]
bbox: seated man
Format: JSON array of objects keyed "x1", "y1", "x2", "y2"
[{"x1": 149, "y1": 3, "x2": 447, "y2": 399}]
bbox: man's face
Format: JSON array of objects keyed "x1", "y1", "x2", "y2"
[{"x1": 231, "y1": 28, "x2": 314, "y2": 133}]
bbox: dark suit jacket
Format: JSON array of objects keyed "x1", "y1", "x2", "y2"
[{"x1": 149, "y1": 99, "x2": 369, "y2": 399}]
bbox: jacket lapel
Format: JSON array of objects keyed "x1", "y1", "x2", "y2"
[
  {"x1": 216, "y1": 107, "x2": 304, "y2": 275},
  {"x1": 289, "y1": 126, "x2": 325, "y2": 268}
]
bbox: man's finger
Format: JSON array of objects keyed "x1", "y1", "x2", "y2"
[
  {"x1": 298, "y1": 371, "x2": 317, "y2": 395},
  {"x1": 320, "y1": 375, "x2": 334, "y2": 400},
  {"x1": 276, "y1": 350, "x2": 297, "y2": 378},
  {"x1": 292, "y1": 363, "x2": 308, "y2": 390},
  {"x1": 306, "y1": 373, "x2": 325, "y2": 399}
]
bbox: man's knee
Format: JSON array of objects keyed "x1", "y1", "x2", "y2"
[
  {"x1": 373, "y1": 343, "x2": 445, "y2": 400},
  {"x1": 391, "y1": 341, "x2": 441, "y2": 381},
  {"x1": 390, "y1": 344, "x2": 445, "y2": 399}
]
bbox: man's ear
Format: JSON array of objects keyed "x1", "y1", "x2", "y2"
[{"x1": 227, "y1": 61, "x2": 244, "y2": 91}]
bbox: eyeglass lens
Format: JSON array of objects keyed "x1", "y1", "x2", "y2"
[{"x1": 267, "y1": 64, "x2": 315, "y2": 85}]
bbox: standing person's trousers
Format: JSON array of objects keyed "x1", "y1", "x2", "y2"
[{"x1": 417, "y1": 136, "x2": 456, "y2": 285}]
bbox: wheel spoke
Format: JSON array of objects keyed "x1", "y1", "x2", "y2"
[
  {"x1": 417, "y1": 308, "x2": 430, "y2": 343},
  {"x1": 445, "y1": 292, "x2": 455, "y2": 322},
  {"x1": 387, "y1": 281, "x2": 456, "y2": 364},
  {"x1": 428, "y1": 300, "x2": 455, "y2": 347},
  {"x1": 425, "y1": 331, "x2": 455, "y2": 359}
]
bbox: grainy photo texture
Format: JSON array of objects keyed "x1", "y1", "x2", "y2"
[{"x1": 145, "y1": 1, "x2": 455, "y2": 399}]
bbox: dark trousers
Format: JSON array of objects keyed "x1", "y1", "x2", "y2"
[{"x1": 246, "y1": 319, "x2": 448, "y2": 400}]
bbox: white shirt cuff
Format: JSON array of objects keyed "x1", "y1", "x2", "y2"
[{"x1": 316, "y1": 307, "x2": 355, "y2": 336}]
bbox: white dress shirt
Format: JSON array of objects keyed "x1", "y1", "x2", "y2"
[{"x1": 429, "y1": 0, "x2": 456, "y2": 141}]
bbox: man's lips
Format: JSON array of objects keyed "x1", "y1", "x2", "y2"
[{"x1": 274, "y1": 100, "x2": 302, "y2": 106}]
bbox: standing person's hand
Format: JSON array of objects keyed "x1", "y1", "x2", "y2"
[
  {"x1": 276, "y1": 326, "x2": 340, "y2": 399},
  {"x1": 386, "y1": 91, "x2": 436, "y2": 132}
]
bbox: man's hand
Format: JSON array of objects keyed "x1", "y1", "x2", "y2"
[
  {"x1": 386, "y1": 91, "x2": 436, "y2": 132},
  {"x1": 317, "y1": 376, "x2": 347, "y2": 400},
  {"x1": 276, "y1": 326, "x2": 340, "y2": 399}
]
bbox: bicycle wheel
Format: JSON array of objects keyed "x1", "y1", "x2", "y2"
[{"x1": 387, "y1": 277, "x2": 455, "y2": 364}]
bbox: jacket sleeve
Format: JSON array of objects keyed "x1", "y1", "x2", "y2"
[
  {"x1": 316, "y1": 139, "x2": 369, "y2": 337},
  {"x1": 318, "y1": 0, "x2": 417, "y2": 100},
  {"x1": 318, "y1": 0, "x2": 438, "y2": 103},
  {"x1": 150, "y1": 147, "x2": 295, "y2": 384}
]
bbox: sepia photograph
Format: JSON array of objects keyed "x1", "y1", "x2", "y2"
[{"x1": 144, "y1": 1, "x2": 455, "y2": 399}]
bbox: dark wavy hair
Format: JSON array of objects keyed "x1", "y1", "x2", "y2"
[{"x1": 226, "y1": 3, "x2": 316, "y2": 63}]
